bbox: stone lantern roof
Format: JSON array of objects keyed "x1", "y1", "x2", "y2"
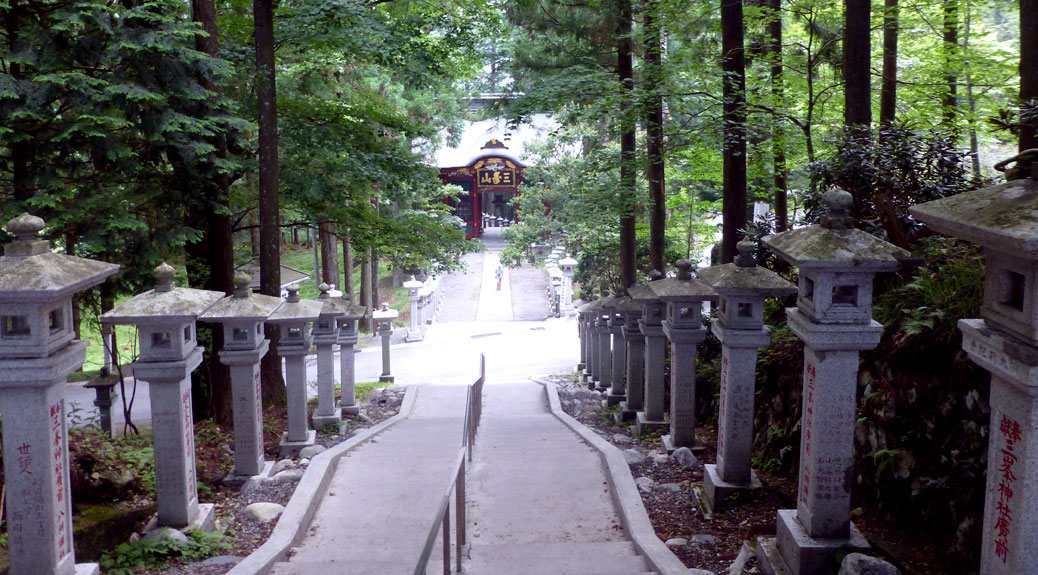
[
  {"x1": 0, "y1": 213, "x2": 119, "y2": 302},
  {"x1": 698, "y1": 241, "x2": 797, "y2": 298},
  {"x1": 268, "y1": 285, "x2": 323, "y2": 324},
  {"x1": 626, "y1": 281, "x2": 659, "y2": 303},
  {"x1": 317, "y1": 283, "x2": 349, "y2": 318},
  {"x1": 763, "y1": 190, "x2": 914, "y2": 272},
  {"x1": 597, "y1": 293, "x2": 622, "y2": 311},
  {"x1": 908, "y1": 177, "x2": 1038, "y2": 259},
  {"x1": 101, "y1": 262, "x2": 223, "y2": 325},
  {"x1": 647, "y1": 260, "x2": 718, "y2": 302},
  {"x1": 200, "y1": 273, "x2": 283, "y2": 322}
]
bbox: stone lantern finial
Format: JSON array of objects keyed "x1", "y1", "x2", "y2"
[
  {"x1": 735, "y1": 240, "x2": 757, "y2": 267},
  {"x1": 286, "y1": 284, "x2": 301, "y2": 303},
  {"x1": 154, "y1": 262, "x2": 176, "y2": 292},
  {"x1": 648, "y1": 269, "x2": 664, "y2": 281},
  {"x1": 820, "y1": 189, "x2": 855, "y2": 230},
  {"x1": 4, "y1": 213, "x2": 49, "y2": 256},
  {"x1": 232, "y1": 272, "x2": 252, "y2": 298},
  {"x1": 318, "y1": 283, "x2": 331, "y2": 299},
  {"x1": 675, "y1": 259, "x2": 693, "y2": 280}
]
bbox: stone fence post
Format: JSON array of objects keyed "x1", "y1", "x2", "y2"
[{"x1": 267, "y1": 285, "x2": 323, "y2": 457}]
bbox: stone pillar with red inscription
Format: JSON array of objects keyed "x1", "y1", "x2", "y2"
[
  {"x1": 757, "y1": 190, "x2": 913, "y2": 575},
  {"x1": 911, "y1": 164, "x2": 1038, "y2": 575},
  {"x1": 102, "y1": 263, "x2": 224, "y2": 531},
  {"x1": 698, "y1": 240, "x2": 796, "y2": 511},
  {"x1": 0, "y1": 214, "x2": 118, "y2": 575},
  {"x1": 199, "y1": 272, "x2": 283, "y2": 482}
]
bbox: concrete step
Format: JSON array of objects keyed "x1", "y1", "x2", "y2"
[
  {"x1": 270, "y1": 560, "x2": 413, "y2": 575},
  {"x1": 466, "y1": 541, "x2": 651, "y2": 575}
]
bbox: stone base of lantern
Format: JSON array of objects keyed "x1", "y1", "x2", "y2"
[
  {"x1": 279, "y1": 429, "x2": 317, "y2": 458},
  {"x1": 604, "y1": 389, "x2": 626, "y2": 407},
  {"x1": 76, "y1": 563, "x2": 101, "y2": 575},
  {"x1": 312, "y1": 407, "x2": 342, "y2": 429},
  {"x1": 144, "y1": 503, "x2": 217, "y2": 534},
  {"x1": 756, "y1": 509, "x2": 868, "y2": 575},
  {"x1": 703, "y1": 464, "x2": 762, "y2": 511},
  {"x1": 661, "y1": 434, "x2": 706, "y2": 455},
  {"x1": 340, "y1": 402, "x2": 361, "y2": 416},
  {"x1": 577, "y1": 361, "x2": 586, "y2": 371},
  {"x1": 634, "y1": 411, "x2": 667, "y2": 437},
  {"x1": 379, "y1": 374, "x2": 395, "y2": 383},
  {"x1": 223, "y1": 460, "x2": 274, "y2": 489},
  {"x1": 405, "y1": 328, "x2": 423, "y2": 342},
  {"x1": 615, "y1": 401, "x2": 638, "y2": 423}
]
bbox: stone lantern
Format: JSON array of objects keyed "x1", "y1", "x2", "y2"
[
  {"x1": 373, "y1": 303, "x2": 399, "y2": 383},
  {"x1": 698, "y1": 240, "x2": 796, "y2": 510},
  {"x1": 594, "y1": 294, "x2": 621, "y2": 393},
  {"x1": 559, "y1": 256, "x2": 577, "y2": 313},
  {"x1": 629, "y1": 272, "x2": 667, "y2": 437},
  {"x1": 0, "y1": 214, "x2": 118, "y2": 575},
  {"x1": 576, "y1": 301, "x2": 594, "y2": 374},
  {"x1": 199, "y1": 272, "x2": 283, "y2": 481},
  {"x1": 910, "y1": 167, "x2": 1038, "y2": 575},
  {"x1": 403, "y1": 276, "x2": 424, "y2": 342},
  {"x1": 311, "y1": 283, "x2": 345, "y2": 429},
  {"x1": 604, "y1": 294, "x2": 628, "y2": 406},
  {"x1": 648, "y1": 260, "x2": 718, "y2": 452},
  {"x1": 758, "y1": 189, "x2": 913, "y2": 575},
  {"x1": 101, "y1": 262, "x2": 223, "y2": 531},
  {"x1": 582, "y1": 297, "x2": 605, "y2": 389},
  {"x1": 616, "y1": 296, "x2": 644, "y2": 422},
  {"x1": 335, "y1": 294, "x2": 369, "y2": 416},
  {"x1": 267, "y1": 284, "x2": 323, "y2": 457}
]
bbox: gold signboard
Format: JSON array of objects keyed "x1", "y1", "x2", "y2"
[{"x1": 475, "y1": 158, "x2": 517, "y2": 187}]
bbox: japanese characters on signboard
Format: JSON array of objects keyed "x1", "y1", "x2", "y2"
[{"x1": 475, "y1": 158, "x2": 517, "y2": 188}]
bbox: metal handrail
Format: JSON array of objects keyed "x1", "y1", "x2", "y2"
[{"x1": 414, "y1": 355, "x2": 485, "y2": 575}]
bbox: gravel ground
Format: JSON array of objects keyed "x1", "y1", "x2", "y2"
[
  {"x1": 134, "y1": 386, "x2": 406, "y2": 575},
  {"x1": 509, "y1": 263, "x2": 552, "y2": 321}
]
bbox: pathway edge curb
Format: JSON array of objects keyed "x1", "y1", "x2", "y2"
[
  {"x1": 225, "y1": 384, "x2": 420, "y2": 575},
  {"x1": 536, "y1": 377, "x2": 716, "y2": 575}
]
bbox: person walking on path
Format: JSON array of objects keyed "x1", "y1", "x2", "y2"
[{"x1": 495, "y1": 265, "x2": 504, "y2": 290}]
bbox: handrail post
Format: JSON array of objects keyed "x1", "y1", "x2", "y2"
[
  {"x1": 457, "y1": 459, "x2": 466, "y2": 547},
  {"x1": 442, "y1": 501, "x2": 451, "y2": 575}
]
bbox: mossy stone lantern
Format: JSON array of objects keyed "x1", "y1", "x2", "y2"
[
  {"x1": 759, "y1": 190, "x2": 913, "y2": 575},
  {"x1": 335, "y1": 294, "x2": 369, "y2": 416},
  {"x1": 313, "y1": 283, "x2": 347, "y2": 429},
  {"x1": 576, "y1": 300, "x2": 594, "y2": 373},
  {"x1": 910, "y1": 166, "x2": 1038, "y2": 575},
  {"x1": 0, "y1": 214, "x2": 118, "y2": 575},
  {"x1": 647, "y1": 260, "x2": 718, "y2": 452},
  {"x1": 267, "y1": 284, "x2": 324, "y2": 457},
  {"x1": 594, "y1": 294, "x2": 620, "y2": 392},
  {"x1": 615, "y1": 295, "x2": 644, "y2": 422},
  {"x1": 698, "y1": 241, "x2": 796, "y2": 510},
  {"x1": 101, "y1": 262, "x2": 224, "y2": 531},
  {"x1": 580, "y1": 298, "x2": 604, "y2": 387},
  {"x1": 199, "y1": 272, "x2": 283, "y2": 481},
  {"x1": 602, "y1": 292, "x2": 627, "y2": 403},
  {"x1": 628, "y1": 272, "x2": 667, "y2": 436}
]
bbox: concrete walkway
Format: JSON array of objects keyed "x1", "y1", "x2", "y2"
[
  {"x1": 268, "y1": 384, "x2": 468, "y2": 575},
  {"x1": 466, "y1": 381, "x2": 655, "y2": 574}
]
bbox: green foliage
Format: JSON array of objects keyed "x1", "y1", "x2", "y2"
[
  {"x1": 68, "y1": 427, "x2": 156, "y2": 498},
  {"x1": 99, "y1": 529, "x2": 232, "y2": 575},
  {"x1": 355, "y1": 380, "x2": 392, "y2": 402},
  {"x1": 873, "y1": 237, "x2": 984, "y2": 344}
]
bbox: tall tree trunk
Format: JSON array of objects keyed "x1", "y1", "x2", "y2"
[
  {"x1": 342, "y1": 234, "x2": 354, "y2": 297},
  {"x1": 187, "y1": 0, "x2": 234, "y2": 425},
  {"x1": 7, "y1": 0, "x2": 33, "y2": 204},
  {"x1": 617, "y1": 0, "x2": 637, "y2": 289},
  {"x1": 766, "y1": 0, "x2": 788, "y2": 232},
  {"x1": 254, "y1": 0, "x2": 285, "y2": 404},
  {"x1": 843, "y1": 0, "x2": 871, "y2": 128},
  {"x1": 319, "y1": 218, "x2": 339, "y2": 287},
  {"x1": 645, "y1": 0, "x2": 666, "y2": 273},
  {"x1": 942, "y1": 0, "x2": 959, "y2": 134},
  {"x1": 370, "y1": 251, "x2": 380, "y2": 330},
  {"x1": 359, "y1": 250, "x2": 372, "y2": 332},
  {"x1": 721, "y1": 0, "x2": 747, "y2": 263},
  {"x1": 963, "y1": 4, "x2": 982, "y2": 181},
  {"x1": 879, "y1": 0, "x2": 898, "y2": 128},
  {"x1": 1021, "y1": 0, "x2": 1038, "y2": 159}
]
